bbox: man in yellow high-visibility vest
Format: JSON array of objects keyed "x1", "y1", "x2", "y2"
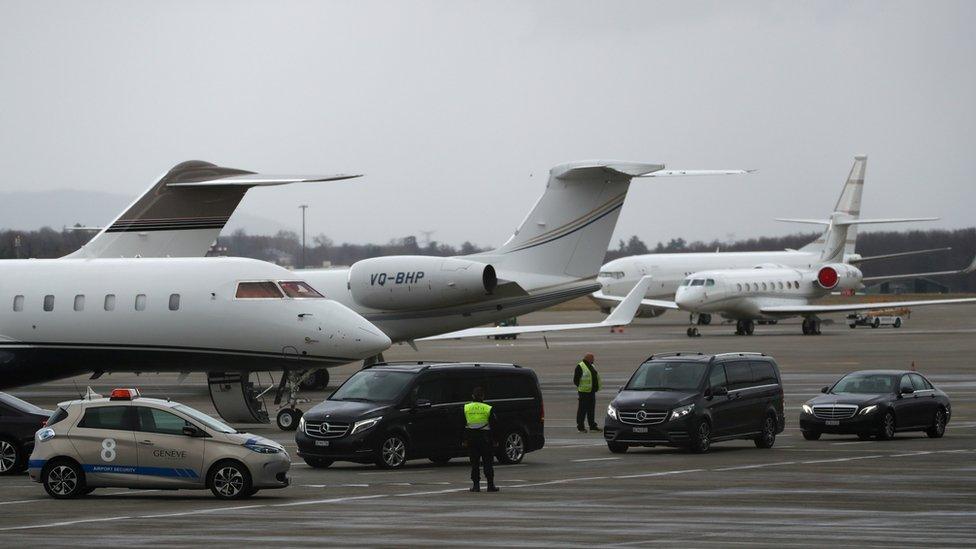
[
  {"x1": 574, "y1": 353, "x2": 601, "y2": 432},
  {"x1": 464, "y1": 386, "x2": 499, "y2": 492}
]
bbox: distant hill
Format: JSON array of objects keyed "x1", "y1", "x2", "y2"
[{"x1": 0, "y1": 189, "x2": 288, "y2": 234}]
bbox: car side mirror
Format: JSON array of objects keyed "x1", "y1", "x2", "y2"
[
  {"x1": 821, "y1": 386, "x2": 829, "y2": 394},
  {"x1": 182, "y1": 425, "x2": 203, "y2": 437},
  {"x1": 712, "y1": 386, "x2": 728, "y2": 397},
  {"x1": 414, "y1": 398, "x2": 432, "y2": 409},
  {"x1": 900, "y1": 387, "x2": 915, "y2": 395}
]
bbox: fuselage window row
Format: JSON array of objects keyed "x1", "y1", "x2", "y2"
[{"x1": 9, "y1": 293, "x2": 183, "y2": 313}]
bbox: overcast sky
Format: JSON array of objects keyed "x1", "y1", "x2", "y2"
[{"x1": 1, "y1": 1, "x2": 973, "y2": 248}]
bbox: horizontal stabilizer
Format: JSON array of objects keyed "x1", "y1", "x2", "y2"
[
  {"x1": 638, "y1": 169, "x2": 755, "y2": 178},
  {"x1": 776, "y1": 217, "x2": 938, "y2": 226},
  {"x1": 760, "y1": 297, "x2": 976, "y2": 316},
  {"x1": 168, "y1": 173, "x2": 360, "y2": 187},
  {"x1": 418, "y1": 276, "x2": 654, "y2": 341}
]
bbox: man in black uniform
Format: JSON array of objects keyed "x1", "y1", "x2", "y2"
[
  {"x1": 464, "y1": 386, "x2": 499, "y2": 492},
  {"x1": 574, "y1": 353, "x2": 601, "y2": 432}
]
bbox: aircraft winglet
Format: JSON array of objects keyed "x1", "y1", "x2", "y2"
[{"x1": 417, "y1": 276, "x2": 654, "y2": 341}]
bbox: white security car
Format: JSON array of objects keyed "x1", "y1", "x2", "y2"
[{"x1": 28, "y1": 388, "x2": 289, "y2": 499}]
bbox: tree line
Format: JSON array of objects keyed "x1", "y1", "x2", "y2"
[{"x1": 2, "y1": 226, "x2": 973, "y2": 291}]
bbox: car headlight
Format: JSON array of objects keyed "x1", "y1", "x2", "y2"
[
  {"x1": 37, "y1": 428, "x2": 55, "y2": 442},
  {"x1": 607, "y1": 404, "x2": 618, "y2": 420},
  {"x1": 351, "y1": 416, "x2": 382, "y2": 435},
  {"x1": 802, "y1": 404, "x2": 813, "y2": 414},
  {"x1": 858, "y1": 405, "x2": 878, "y2": 416},
  {"x1": 670, "y1": 404, "x2": 695, "y2": 421},
  {"x1": 246, "y1": 443, "x2": 283, "y2": 454},
  {"x1": 298, "y1": 415, "x2": 306, "y2": 432}
]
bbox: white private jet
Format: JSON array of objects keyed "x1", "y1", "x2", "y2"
[
  {"x1": 0, "y1": 257, "x2": 391, "y2": 424},
  {"x1": 62, "y1": 159, "x2": 751, "y2": 412},
  {"x1": 666, "y1": 256, "x2": 976, "y2": 336},
  {"x1": 592, "y1": 156, "x2": 950, "y2": 322}
]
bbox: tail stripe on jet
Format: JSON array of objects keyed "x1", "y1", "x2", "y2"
[{"x1": 504, "y1": 192, "x2": 626, "y2": 253}]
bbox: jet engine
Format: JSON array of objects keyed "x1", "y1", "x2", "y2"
[
  {"x1": 348, "y1": 256, "x2": 498, "y2": 310},
  {"x1": 815, "y1": 263, "x2": 862, "y2": 291}
]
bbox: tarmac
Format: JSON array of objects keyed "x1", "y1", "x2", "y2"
[{"x1": 2, "y1": 304, "x2": 975, "y2": 547}]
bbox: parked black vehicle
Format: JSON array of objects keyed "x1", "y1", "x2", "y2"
[
  {"x1": 296, "y1": 362, "x2": 545, "y2": 469},
  {"x1": 604, "y1": 352, "x2": 785, "y2": 453},
  {"x1": 799, "y1": 370, "x2": 950, "y2": 441},
  {"x1": 0, "y1": 392, "x2": 52, "y2": 475}
]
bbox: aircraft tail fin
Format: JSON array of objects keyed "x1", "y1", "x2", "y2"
[
  {"x1": 798, "y1": 155, "x2": 867, "y2": 260},
  {"x1": 469, "y1": 160, "x2": 664, "y2": 279},
  {"x1": 64, "y1": 161, "x2": 359, "y2": 258}
]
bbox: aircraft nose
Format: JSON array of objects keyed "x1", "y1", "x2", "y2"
[
  {"x1": 320, "y1": 302, "x2": 392, "y2": 358},
  {"x1": 674, "y1": 288, "x2": 695, "y2": 311}
]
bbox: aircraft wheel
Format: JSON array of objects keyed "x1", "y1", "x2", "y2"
[
  {"x1": 277, "y1": 408, "x2": 302, "y2": 431},
  {"x1": 686, "y1": 327, "x2": 700, "y2": 337},
  {"x1": 894, "y1": 318, "x2": 902, "y2": 328},
  {"x1": 743, "y1": 320, "x2": 755, "y2": 336}
]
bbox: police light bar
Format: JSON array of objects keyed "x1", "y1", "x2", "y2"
[{"x1": 109, "y1": 388, "x2": 141, "y2": 401}]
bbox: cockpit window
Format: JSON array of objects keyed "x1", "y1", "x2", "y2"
[
  {"x1": 680, "y1": 279, "x2": 690, "y2": 286},
  {"x1": 705, "y1": 279, "x2": 715, "y2": 286},
  {"x1": 598, "y1": 271, "x2": 625, "y2": 280},
  {"x1": 236, "y1": 281, "x2": 284, "y2": 299},
  {"x1": 279, "y1": 281, "x2": 325, "y2": 298},
  {"x1": 691, "y1": 279, "x2": 705, "y2": 286}
]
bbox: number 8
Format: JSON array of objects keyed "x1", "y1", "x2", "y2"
[{"x1": 101, "y1": 438, "x2": 117, "y2": 462}]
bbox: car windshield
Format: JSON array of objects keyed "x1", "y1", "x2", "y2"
[
  {"x1": 626, "y1": 361, "x2": 707, "y2": 391},
  {"x1": 330, "y1": 370, "x2": 416, "y2": 403},
  {"x1": 831, "y1": 373, "x2": 896, "y2": 394},
  {"x1": 173, "y1": 404, "x2": 237, "y2": 434},
  {"x1": 0, "y1": 392, "x2": 48, "y2": 415}
]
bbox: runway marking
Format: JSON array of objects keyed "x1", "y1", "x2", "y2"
[
  {"x1": 3, "y1": 448, "x2": 975, "y2": 532},
  {"x1": 613, "y1": 469, "x2": 704, "y2": 480},
  {"x1": 712, "y1": 461, "x2": 796, "y2": 472},
  {"x1": 800, "y1": 454, "x2": 885, "y2": 464},
  {"x1": 572, "y1": 457, "x2": 621, "y2": 462}
]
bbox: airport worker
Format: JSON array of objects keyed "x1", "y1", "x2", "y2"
[
  {"x1": 464, "y1": 386, "x2": 499, "y2": 492},
  {"x1": 574, "y1": 353, "x2": 601, "y2": 432}
]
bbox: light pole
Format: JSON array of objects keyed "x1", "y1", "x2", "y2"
[{"x1": 299, "y1": 204, "x2": 308, "y2": 269}]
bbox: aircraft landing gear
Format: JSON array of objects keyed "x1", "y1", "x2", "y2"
[
  {"x1": 735, "y1": 319, "x2": 755, "y2": 336},
  {"x1": 698, "y1": 314, "x2": 712, "y2": 326},
  {"x1": 299, "y1": 369, "x2": 331, "y2": 391},
  {"x1": 273, "y1": 370, "x2": 314, "y2": 431},
  {"x1": 801, "y1": 317, "x2": 822, "y2": 336},
  {"x1": 686, "y1": 326, "x2": 701, "y2": 337}
]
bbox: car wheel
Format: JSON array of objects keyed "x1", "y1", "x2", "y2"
[
  {"x1": 607, "y1": 442, "x2": 628, "y2": 454},
  {"x1": 894, "y1": 318, "x2": 902, "y2": 328},
  {"x1": 754, "y1": 415, "x2": 777, "y2": 449},
  {"x1": 302, "y1": 457, "x2": 334, "y2": 469},
  {"x1": 376, "y1": 434, "x2": 408, "y2": 469},
  {"x1": 276, "y1": 408, "x2": 302, "y2": 431},
  {"x1": 877, "y1": 411, "x2": 896, "y2": 440},
  {"x1": 690, "y1": 420, "x2": 711, "y2": 453},
  {"x1": 926, "y1": 408, "x2": 947, "y2": 438},
  {"x1": 428, "y1": 455, "x2": 451, "y2": 465},
  {"x1": 857, "y1": 433, "x2": 873, "y2": 440},
  {"x1": 0, "y1": 437, "x2": 25, "y2": 475},
  {"x1": 801, "y1": 430, "x2": 821, "y2": 441},
  {"x1": 209, "y1": 460, "x2": 253, "y2": 500},
  {"x1": 42, "y1": 460, "x2": 86, "y2": 499},
  {"x1": 849, "y1": 324, "x2": 857, "y2": 329},
  {"x1": 498, "y1": 431, "x2": 526, "y2": 464}
]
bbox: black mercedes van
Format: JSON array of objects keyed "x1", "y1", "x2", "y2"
[
  {"x1": 296, "y1": 362, "x2": 545, "y2": 469},
  {"x1": 604, "y1": 352, "x2": 785, "y2": 453}
]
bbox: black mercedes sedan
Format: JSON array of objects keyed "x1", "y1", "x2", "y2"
[
  {"x1": 799, "y1": 370, "x2": 950, "y2": 441},
  {"x1": 0, "y1": 392, "x2": 52, "y2": 475}
]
